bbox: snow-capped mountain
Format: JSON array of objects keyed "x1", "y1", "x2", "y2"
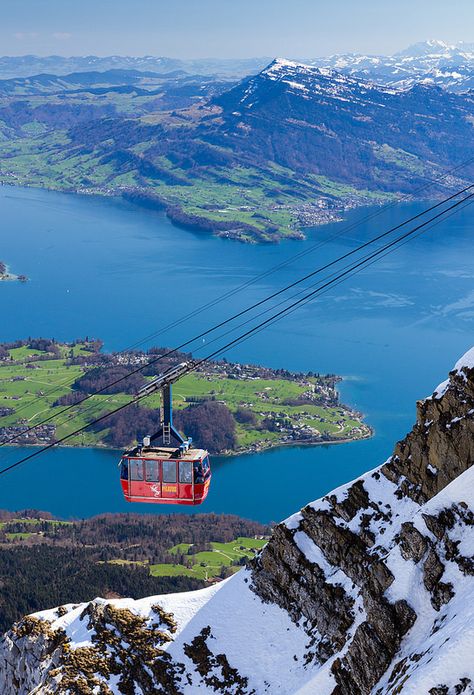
[
  {"x1": 1, "y1": 347, "x2": 474, "y2": 693},
  {"x1": 211, "y1": 58, "x2": 474, "y2": 194},
  {"x1": 309, "y1": 40, "x2": 474, "y2": 92},
  {"x1": 235, "y1": 58, "x2": 400, "y2": 106}
]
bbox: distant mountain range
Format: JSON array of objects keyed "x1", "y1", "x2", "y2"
[
  {"x1": 0, "y1": 68, "x2": 231, "y2": 98},
  {"x1": 0, "y1": 55, "x2": 271, "y2": 80},
  {"x1": 309, "y1": 40, "x2": 474, "y2": 92},
  {"x1": 2, "y1": 41, "x2": 474, "y2": 91},
  {"x1": 0, "y1": 68, "x2": 233, "y2": 115},
  {"x1": 1, "y1": 53, "x2": 474, "y2": 242}
]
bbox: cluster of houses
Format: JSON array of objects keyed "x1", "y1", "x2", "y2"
[
  {"x1": 197, "y1": 359, "x2": 341, "y2": 406},
  {"x1": 0, "y1": 423, "x2": 56, "y2": 445},
  {"x1": 239, "y1": 414, "x2": 371, "y2": 453}
]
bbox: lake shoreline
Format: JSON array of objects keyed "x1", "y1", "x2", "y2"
[
  {"x1": 1, "y1": 426, "x2": 374, "y2": 457},
  {"x1": 0, "y1": 261, "x2": 28, "y2": 283},
  {"x1": 0, "y1": 181, "x2": 399, "y2": 245}
]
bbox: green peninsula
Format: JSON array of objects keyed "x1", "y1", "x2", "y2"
[{"x1": 0, "y1": 338, "x2": 371, "y2": 454}]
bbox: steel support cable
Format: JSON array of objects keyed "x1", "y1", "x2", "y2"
[
  {"x1": 185, "y1": 191, "x2": 474, "y2": 372},
  {"x1": 0, "y1": 189, "x2": 472, "y2": 477},
  {"x1": 223, "y1": 195, "x2": 474, "y2": 352},
  {"x1": 6, "y1": 156, "x2": 474, "y2": 421},
  {"x1": 1, "y1": 183, "x2": 472, "y2": 451},
  {"x1": 76, "y1": 155, "x2": 474, "y2": 355}
]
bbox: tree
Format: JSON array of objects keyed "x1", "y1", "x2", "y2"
[
  {"x1": 234, "y1": 407, "x2": 257, "y2": 425},
  {"x1": 53, "y1": 392, "x2": 84, "y2": 407},
  {"x1": 72, "y1": 365, "x2": 146, "y2": 395},
  {"x1": 28, "y1": 338, "x2": 59, "y2": 354},
  {"x1": 90, "y1": 404, "x2": 161, "y2": 447},
  {"x1": 175, "y1": 401, "x2": 236, "y2": 453}
]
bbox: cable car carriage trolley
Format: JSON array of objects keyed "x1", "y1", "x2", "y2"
[{"x1": 120, "y1": 362, "x2": 211, "y2": 505}]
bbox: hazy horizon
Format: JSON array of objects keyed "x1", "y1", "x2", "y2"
[{"x1": 0, "y1": 39, "x2": 473, "y2": 62}]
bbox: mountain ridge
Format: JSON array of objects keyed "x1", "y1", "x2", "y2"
[
  {"x1": 1, "y1": 347, "x2": 473, "y2": 693},
  {"x1": 2, "y1": 41, "x2": 474, "y2": 90},
  {"x1": 1, "y1": 55, "x2": 474, "y2": 242}
]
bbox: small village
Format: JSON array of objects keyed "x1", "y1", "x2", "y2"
[{"x1": 0, "y1": 423, "x2": 56, "y2": 446}]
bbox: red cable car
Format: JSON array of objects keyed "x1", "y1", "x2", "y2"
[
  {"x1": 120, "y1": 446, "x2": 211, "y2": 505},
  {"x1": 119, "y1": 362, "x2": 212, "y2": 506}
]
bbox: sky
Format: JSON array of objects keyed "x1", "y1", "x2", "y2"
[{"x1": 1, "y1": 0, "x2": 473, "y2": 58}]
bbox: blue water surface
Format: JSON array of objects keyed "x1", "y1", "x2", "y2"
[{"x1": 0, "y1": 186, "x2": 472, "y2": 522}]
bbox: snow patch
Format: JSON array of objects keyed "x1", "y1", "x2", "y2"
[
  {"x1": 431, "y1": 378, "x2": 449, "y2": 399},
  {"x1": 454, "y1": 346, "x2": 474, "y2": 380},
  {"x1": 285, "y1": 511, "x2": 303, "y2": 530}
]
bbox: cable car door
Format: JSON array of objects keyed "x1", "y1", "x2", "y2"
[
  {"x1": 144, "y1": 459, "x2": 161, "y2": 500},
  {"x1": 178, "y1": 460, "x2": 193, "y2": 500},
  {"x1": 129, "y1": 459, "x2": 148, "y2": 499}
]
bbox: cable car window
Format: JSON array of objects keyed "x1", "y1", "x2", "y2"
[
  {"x1": 130, "y1": 460, "x2": 144, "y2": 481},
  {"x1": 120, "y1": 459, "x2": 129, "y2": 480},
  {"x1": 193, "y1": 461, "x2": 204, "y2": 484},
  {"x1": 145, "y1": 460, "x2": 160, "y2": 482},
  {"x1": 202, "y1": 456, "x2": 211, "y2": 479},
  {"x1": 162, "y1": 460, "x2": 177, "y2": 483},
  {"x1": 179, "y1": 460, "x2": 193, "y2": 484}
]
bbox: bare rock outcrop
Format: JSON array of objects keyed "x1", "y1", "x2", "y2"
[{"x1": 251, "y1": 350, "x2": 474, "y2": 693}]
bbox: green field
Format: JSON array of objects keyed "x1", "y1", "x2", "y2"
[
  {"x1": 0, "y1": 345, "x2": 130, "y2": 446},
  {"x1": 0, "y1": 517, "x2": 267, "y2": 582},
  {"x1": 149, "y1": 536, "x2": 268, "y2": 580}
]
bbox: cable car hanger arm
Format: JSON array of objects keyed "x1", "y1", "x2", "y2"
[{"x1": 137, "y1": 361, "x2": 194, "y2": 449}]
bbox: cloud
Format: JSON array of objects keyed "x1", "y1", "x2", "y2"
[
  {"x1": 52, "y1": 32, "x2": 72, "y2": 41},
  {"x1": 330, "y1": 287, "x2": 414, "y2": 308},
  {"x1": 437, "y1": 289, "x2": 474, "y2": 316},
  {"x1": 13, "y1": 32, "x2": 39, "y2": 40}
]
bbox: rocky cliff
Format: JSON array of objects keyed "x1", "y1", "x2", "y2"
[{"x1": 1, "y1": 348, "x2": 473, "y2": 694}]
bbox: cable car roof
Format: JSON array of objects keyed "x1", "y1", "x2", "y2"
[{"x1": 124, "y1": 446, "x2": 208, "y2": 461}]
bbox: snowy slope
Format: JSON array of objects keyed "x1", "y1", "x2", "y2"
[
  {"x1": 1, "y1": 347, "x2": 473, "y2": 694},
  {"x1": 235, "y1": 57, "x2": 399, "y2": 110}
]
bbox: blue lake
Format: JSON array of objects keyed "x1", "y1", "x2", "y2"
[{"x1": 0, "y1": 186, "x2": 473, "y2": 522}]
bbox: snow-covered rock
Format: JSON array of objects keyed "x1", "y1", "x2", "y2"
[{"x1": 1, "y1": 348, "x2": 474, "y2": 693}]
